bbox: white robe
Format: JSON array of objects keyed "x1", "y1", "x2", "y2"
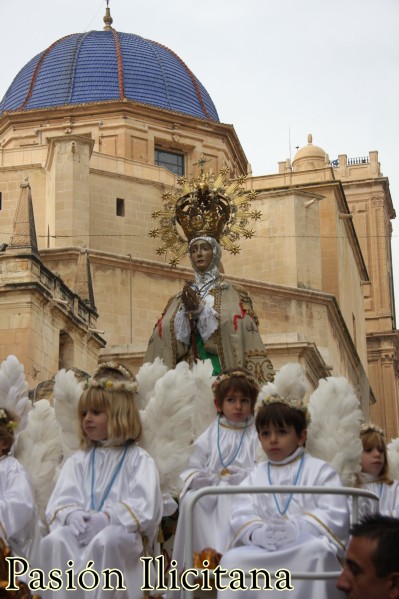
[
  {"x1": 0, "y1": 455, "x2": 38, "y2": 562},
  {"x1": 357, "y1": 473, "x2": 399, "y2": 518},
  {"x1": 217, "y1": 449, "x2": 349, "y2": 599},
  {"x1": 39, "y1": 444, "x2": 163, "y2": 599},
  {"x1": 171, "y1": 416, "x2": 259, "y2": 582}
]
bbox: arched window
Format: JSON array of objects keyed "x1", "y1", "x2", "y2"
[{"x1": 59, "y1": 331, "x2": 74, "y2": 369}]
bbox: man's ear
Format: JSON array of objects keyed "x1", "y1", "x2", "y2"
[{"x1": 388, "y1": 572, "x2": 399, "y2": 598}]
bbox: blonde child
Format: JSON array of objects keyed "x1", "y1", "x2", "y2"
[
  {"x1": 218, "y1": 393, "x2": 349, "y2": 599},
  {"x1": 356, "y1": 423, "x2": 399, "y2": 517},
  {"x1": 39, "y1": 362, "x2": 163, "y2": 599},
  {"x1": 171, "y1": 368, "x2": 260, "y2": 580},
  {"x1": 0, "y1": 407, "x2": 37, "y2": 561}
]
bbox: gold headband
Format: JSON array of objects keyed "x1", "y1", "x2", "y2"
[
  {"x1": 84, "y1": 361, "x2": 137, "y2": 394},
  {"x1": 92, "y1": 361, "x2": 133, "y2": 379},
  {"x1": 259, "y1": 394, "x2": 310, "y2": 423},
  {"x1": 212, "y1": 370, "x2": 259, "y2": 394},
  {"x1": 360, "y1": 423, "x2": 385, "y2": 436},
  {"x1": 83, "y1": 379, "x2": 138, "y2": 393}
]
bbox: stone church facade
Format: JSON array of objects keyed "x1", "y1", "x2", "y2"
[{"x1": 0, "y1": 8, "x2": 397, "y2": 437}]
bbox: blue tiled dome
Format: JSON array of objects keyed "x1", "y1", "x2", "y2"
[{"x1": 0, "y1": 30, "x2": 219, "y2": 121}]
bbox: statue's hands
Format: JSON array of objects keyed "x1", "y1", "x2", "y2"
[{"x1": 182, "y1": 284, "x2": 202, "y2": 313}]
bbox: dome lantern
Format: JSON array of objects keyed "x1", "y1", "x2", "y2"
[
  {"x1": 103, "y1": 1, "x2": 113, "y2": 31},
  {"x1": 292, "y1": 133, "x2": 329, "y2": 172}
]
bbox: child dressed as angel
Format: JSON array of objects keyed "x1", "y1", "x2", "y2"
[
  {"x1": 355, "y1": 423, "x2": 399, "y2": 518},
  {"x1": 0, "y1": 406, "x2": 38, "y2": 561},
  {"x1": 217, "y1": 365, "x2": 350, "y2": 599},
  {"x1": 170, "y1": 368, "x2": 260, "y2": 585},
  {"x1": 39, "y1": 362, "x2": 163, "y2": 599}
]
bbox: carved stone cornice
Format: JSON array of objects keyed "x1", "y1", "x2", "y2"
[{"x1": 367, "y1": 331, "x2": 399, "y2": 370}]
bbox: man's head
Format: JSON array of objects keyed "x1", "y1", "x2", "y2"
[{"x1": 336, "y1": 514, "x2": 399, "y2": 598}]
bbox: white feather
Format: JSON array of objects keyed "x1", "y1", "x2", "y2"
[
  {"x1": 387, "y1": 437, "x2": 399, "y2": 480},
  {"x1": 190, "y1": 360, "x2": 216, "y2": 440},
  {"x1": 257, "y1": 380, "x2": 276, "y2": 407},
  {"x1": 136, "y1": 357, "x2": 168, "y2": 410},
  {"x1": 139, "y1": 362, "x2": 197, "y2": 494},
  {"x1": 256, "y1": 362, "x2": 309, "y2": 411},
  {"x1": 53, "y1": 369, "x2": 83, "y2": 461},
  {"x1": 307, "y1": 377, "x2": 363, "y2": 485},
  {"x1": 0, "y1": 354, "x2": 31, "y2": 433},
  {"x1": 15, "y1": 400, "x2": 62, "y2": 521},
  {"x1": 272, "y1": 362, "x2": 310, "y2": 400}
]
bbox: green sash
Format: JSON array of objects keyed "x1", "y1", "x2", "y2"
[{"x1": 195, "y1": 333, "x2": 221, "y2": 375}]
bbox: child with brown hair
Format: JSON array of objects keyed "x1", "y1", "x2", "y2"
[
  {"x1": 356, "y1": 423, "x2": 399, "y2": 517},
  {"x1": 0, "y1": 407, "x2": 37, "y2": 560},
  {"x1": 218, "y1": 363, "x2": 350, "y2": 599},
  {"x1": 39, "y1": 362, "x2": 163, "y2": 599},
  {"x1": 170, "y1": 368, "x2": 260, "y2": 580}
]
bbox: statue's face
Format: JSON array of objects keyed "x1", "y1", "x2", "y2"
[{"x1": 190, "y1": 240, "x2": 214, "y2": 273}]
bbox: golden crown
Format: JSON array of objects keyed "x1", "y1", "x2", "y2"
[{"x1": 149, "y1": 167, "x2": 261, "y2": 266}]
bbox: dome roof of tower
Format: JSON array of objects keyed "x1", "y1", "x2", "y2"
[
  {"x1": 292, "y1": 134, "x2": 329, "y2": 170},
  {"x1": 0, "y1": 29, "x2": 219, "y2": 121}
]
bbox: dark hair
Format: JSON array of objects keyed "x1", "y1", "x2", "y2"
[
  {"x1": 350, "y1": 514, "x2": 399, "y2": 577},
  {"x1": 255, "y1": 401, "x2": 307, "y2": 437},
  {"x1": 0, "y1": 407, "x2": 19, "y2": 453},
  {"x1": 213, "y1": 368, "x2": 259, "y2": 413}
]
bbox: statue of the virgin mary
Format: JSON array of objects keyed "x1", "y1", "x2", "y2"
[{"x1": 144, "y1": 167, "x2": 274, "y2": 384}]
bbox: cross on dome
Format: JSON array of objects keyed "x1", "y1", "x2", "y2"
[{"x1": 103, "y1": 0, "x2": 113, "y2": 30}]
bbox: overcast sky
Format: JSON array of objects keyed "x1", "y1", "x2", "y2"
[{"x1": 1, "y1": 0, "x2": 399, "y2": 309}]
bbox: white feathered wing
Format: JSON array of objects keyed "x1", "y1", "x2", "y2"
[
  {"x1": 307, "y1": 377, "x2": 364, "y2": 486},
  {"x1": 136, "y1": 357, "x2": 168, "y2": 410},
  {"x1": 15, "y1": 400, "x2": 62, "y2": 521},
  {"x1": 257, "y1": 362, "x2": 310, "y2": 407},
  {"x1": 387, "y1": 437, "x2": 399, "y2": 480},
  {"x1": 138, "y1": 361, "x2": 196, "y2": 495},
  {"x1": 53, "y1": 368, "x2": 83, "y2": 462},
  {"x1": 0, "y1": 355, "x2": 62, "y2": 523},
  {"x1": 0, "y1": 354, "x2": 31, "y2": 434},
  {"x1": 190, "y1": 359, "x2": 216, "y2": 440}
]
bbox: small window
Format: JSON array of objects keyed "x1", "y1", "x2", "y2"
[
  {"x1": 116, "y1": 198, "x2": 125, "y2": 217},
  {"x1": 59, "y1": 331, "x2": 74, "y2": 369},
  {"x1": 155, "y1": 149, "x2": 184, "y2": 176},
  {"x1": 0, "y1": 192, "x2": 2, "y2": 210}
]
